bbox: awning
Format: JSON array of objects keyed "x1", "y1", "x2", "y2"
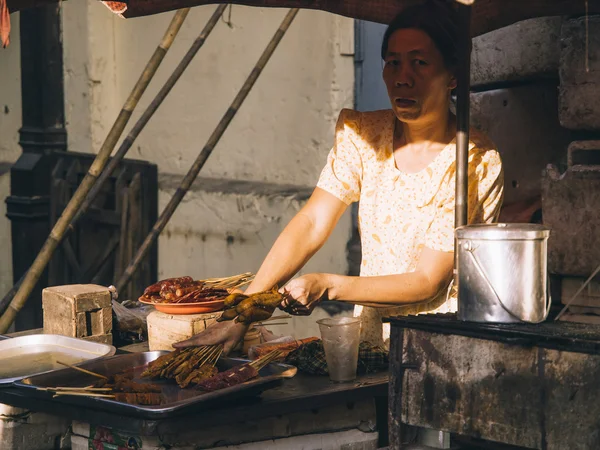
[
  {"x1": 101, "y1": 0, "x2": 599, "y2": 37},
  {"x1": 4, "y1": 1, "x2": 600, "y2": 48}
]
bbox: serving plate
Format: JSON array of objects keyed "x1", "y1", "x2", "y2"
[
  {"x1": 139, "y1": 297, "x2": 225, "y2": 314},
  {"x1": 0, "y1": 334, "x2": 116, "y2": 385}
]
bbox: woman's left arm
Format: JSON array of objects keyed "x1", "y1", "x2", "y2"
[
  {"x1": 328, "y1": 247, "x2": 454, "y2": 305},
  {"x1": 282, "y1": 247, "x2": 453, "y2": 309},
  {"x1": 284, "y1": 146, "x2": 504, "y2": 310}
]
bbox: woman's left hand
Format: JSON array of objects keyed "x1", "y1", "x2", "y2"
[{"x1": 279, "y1": 273, "x2": 330, "y2": 315}]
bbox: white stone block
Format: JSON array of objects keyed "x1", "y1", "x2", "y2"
[
  {"x1": 472, "y1": 17, "x2": 561, "y2": 87},
  {"x1": 471, "y1": 83, "x2": 571, "y2": 205}
]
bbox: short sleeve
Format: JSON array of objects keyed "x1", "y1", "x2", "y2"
[
  {"x1": 316, "y1": 109, "x2": 363, "y2": 204},
  {"x1": 425, "y1": 148, "x2": 504, "y2": 252}
]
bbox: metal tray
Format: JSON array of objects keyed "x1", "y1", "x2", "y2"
[
  {"x1": 0, "y1": 334, "x2": 116, "y2": 385},
  {"x1": 14, "y1": 351, "x2": 297, "y2": 419}
]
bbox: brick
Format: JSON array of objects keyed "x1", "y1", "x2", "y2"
[
  {"x1": 42, "y1": 293, "x2": 76, "y2": 336},
  {"x1": 43, "y1": 284, "x2": 110, "y2": 312},
  {"x1": 43, "y1": 285, "x2": 111, "y2": 340}
]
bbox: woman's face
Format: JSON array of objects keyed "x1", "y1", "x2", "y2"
[{"x1": 382, "y1": 28, "x2": 456, "y2": 123}]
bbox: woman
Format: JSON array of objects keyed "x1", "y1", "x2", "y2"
[{"x1": 175, "y1": 0, "x2": 503, "y2": 353}]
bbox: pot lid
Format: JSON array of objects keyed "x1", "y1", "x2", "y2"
[{"x1": 455, "y1": 223, "x2": 550, "y2": 240}]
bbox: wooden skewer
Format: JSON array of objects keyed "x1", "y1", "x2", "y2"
[
  {"x1": 198, "y1": 345, "x2": 221, "y2": 367},
  {"x1": 204, "y1": 273, "x2": 255, "y2": 289},
  {"x1": 261, "y1": 315, "x2": 291, "y2": 322},
  {"x1": 56, "y1": 361, "x2": 108, "y2": 380},
  {"x1": 249, "y1": 350, "x2": 283, "y2": 371},
  {"x1": 38, "y1": 387, "x2": 112, "y2": 392},
  {"x1": 226, "y1": 278, "x2": 253, "y2": 290},
  {"x1": 206, "y1": 345, "x2": 223, "y2": 366},
  {"x1": 53, "y1": 392, "x2": 115, "y2": 398},
  {"x1": 203, "y1": 272, "x2": 253, "y2": 282},
  {"x1": 195, "y1": 346, "x2": 213, "y2": 360}
]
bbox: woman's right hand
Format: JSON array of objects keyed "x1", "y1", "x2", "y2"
[{"x1": 172, "y1": 320, "x2": 249, "y2": 355}]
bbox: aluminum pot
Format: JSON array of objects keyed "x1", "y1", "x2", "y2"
[{"x1": 455, "y1": 223, "x2": 551, "y2": 323}]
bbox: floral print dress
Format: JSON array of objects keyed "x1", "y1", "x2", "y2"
[{"x1": 316, "y1": 109, "x2": 504, "y2": 348}]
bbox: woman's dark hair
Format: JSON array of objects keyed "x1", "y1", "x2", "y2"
[{"x1": 380, "y1": 0, "x2": 459, "y2": 71}]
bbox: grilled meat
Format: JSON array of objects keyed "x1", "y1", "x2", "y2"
[
  {"x1": 113, "y1": 393, "x2": 163, "y2": 405},
  {"x1": 196, "y1": 364, "x2": 259, "y2": 392},
  {"x1": 177, "y1": 364, "x2": 218, "y2": 389}
]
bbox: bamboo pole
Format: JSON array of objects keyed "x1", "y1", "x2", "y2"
[
  {"x1": 0, "y1": 9, "x2": 190, "y2": 333},
  {"x1": 72, "y1": 5, "x2": 227, "y2": 231},
  {"x1": 454, "y1": 4, "x2": 472, "y2": 318},
  {"x1": 115, "y1": 8, "x2": 300, "y2": 294},
  {"x1": 454, "y1": 4, "x2": 471, "y2": 230},
  {"x1": 0, "y1": 6, "x2": 225, "y2": 316}
]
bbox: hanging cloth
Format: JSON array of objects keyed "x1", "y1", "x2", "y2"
[{"x1": 0, "y1": 0, "x2": 10, "y2": 48}]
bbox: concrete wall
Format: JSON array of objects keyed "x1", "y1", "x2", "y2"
[
  {"x1": 59, "y1": 1, "x2": 355, "y2": 336},
  {"x1": 62, "y1": 2, "x2": 354, "y2": 184},
  {"x1": 0, "y1": 14, "x2": 21, "y2": 299}
]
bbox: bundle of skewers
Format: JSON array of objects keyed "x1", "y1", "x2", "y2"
[
  {"x1": 140, "y1": 345, "x2": 282, "y2": 392},
  {"x1": 138, "y1": 273, "x2": 254, "y2": 304},
  {"x1": 196, "y1": 349, "x2": 282, "y2": 391},
  {"x1": 36, "y1": 348, "x2": 283, "y2": 405},
  {"x1": 141, "y1": 345, "x2": 223, "y2": 388}
]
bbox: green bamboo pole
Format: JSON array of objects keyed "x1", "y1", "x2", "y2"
[
  {"x1": 0, "y1": 9, "x2": 190, "y2": 333},
  {"x1": 115, "y1": 8, "x2": 300, "y2": 294}
]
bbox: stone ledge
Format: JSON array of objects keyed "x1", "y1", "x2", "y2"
[
  {"x1": 472, "y1": 17, "x2": 562, "y2": 88},
  {"x1": 159, "y1": 174, "x2": 314, "y2": 201}
]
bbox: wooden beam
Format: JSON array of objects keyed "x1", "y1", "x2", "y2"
[
  {"x1": 103, "y1": 0, "x2": 600, "y2": 37},
  {"x1": 9, "y1": 0, "x2": 600, "y2": 36}
]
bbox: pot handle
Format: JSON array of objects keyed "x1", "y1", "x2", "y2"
[{"x1": 464, "y1": 240, "x2": 551, "y2": 324}]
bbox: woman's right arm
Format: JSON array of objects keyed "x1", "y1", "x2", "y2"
[
  {"x1": 244, "y1": 187, "x2": 348, "y2": 295},
  {"x1": 173, "y1": 187, "x2": 348, "y2": 353},
  {"x1": 175, "y1": 109, "x2": 361, "y2": 353}
]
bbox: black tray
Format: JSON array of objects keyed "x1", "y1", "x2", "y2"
[{"x1": 13, "y1": 351, "x2": 297, "y2": 419}]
